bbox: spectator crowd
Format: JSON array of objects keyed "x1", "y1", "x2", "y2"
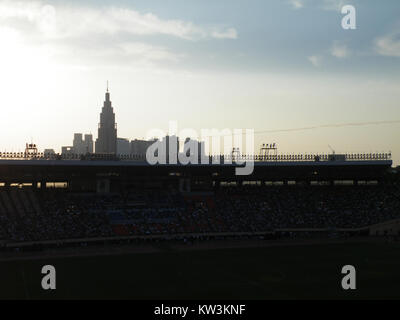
[{"x1": 0, "y1": 184, "x2": 399, "y2": 242}]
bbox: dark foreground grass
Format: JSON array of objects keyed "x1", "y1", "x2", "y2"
[{"x1": 0, "y1": 241, "x2": 399, "y2": 299}]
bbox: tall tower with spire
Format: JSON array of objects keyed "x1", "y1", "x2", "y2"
[{"x1": 95, "y1": 83, "x2": 117, "y2": 154}]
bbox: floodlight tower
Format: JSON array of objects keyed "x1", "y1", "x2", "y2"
[{"x1": 259, "y1": 143, "x2": 278, "y2": 160}]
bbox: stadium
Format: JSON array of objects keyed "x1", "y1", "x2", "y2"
[
  {"x1": 0, "y1": 153, "x2": 399, "y2": 299},
  {"x1": 1, "y1": 0, "x2": 400, "y2": 302}
]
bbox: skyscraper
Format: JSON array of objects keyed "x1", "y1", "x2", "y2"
[
  {"x1": 73, "y1": 133, "x2": 93, "y2": 154},
  {"x1": 117, "y1": 137, "x2": 130, "y2": 155},
  {"x1": 95, "y1": 86, "x2": 117, "y2": 154}
]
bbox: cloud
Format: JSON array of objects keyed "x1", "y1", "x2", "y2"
[
  {"x1": 308, "y1": 55, "x2": 322, "y2": 67},
  {"x1": 118, "y1": 42, "x2": 183, "y2": 63},
  {"x1": 289, "y1": 0, "x2": 304, "y2": 10},
  {"x1": 331, "y1": 42, "x2": 350, "y2": 58},
  {"x1": 375, "y1": 31, "x2": 400, "y2": 57},
  {"x1": 211, "y1": 27, "x2": 237, "y2": 39},
  {"x1": 0, "y1": 0, "x2": 237, "y2": 41},
  {"x1": 0, "y1": 0, "x2": 237, "y2": 68}
]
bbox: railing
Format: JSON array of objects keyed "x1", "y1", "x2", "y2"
[{"x1": 0, "y1": 152, "x2": 392, "y2": 162}]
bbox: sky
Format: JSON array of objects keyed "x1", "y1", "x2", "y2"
[{"x1": 0, "y1": 0, "x2": 399, "y2": 165}]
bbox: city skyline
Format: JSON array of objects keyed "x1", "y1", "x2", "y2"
[{"x1": 0, "y1": 0, "x2": 399, "y2": 164}]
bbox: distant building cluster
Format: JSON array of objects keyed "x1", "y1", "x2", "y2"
[
  {"x1": 59, "y1": 86, "x2": 203, "y2": 159},
  {"x1": 62, "y1": 133, "x2": 93, "y2": 155}
]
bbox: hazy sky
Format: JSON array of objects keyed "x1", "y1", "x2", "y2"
[{"x1": 0, "y1": 0, "x2": 399, "y2": 164}]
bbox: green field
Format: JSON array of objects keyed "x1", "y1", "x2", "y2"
[{"x1": 1, "y1": 241, "x2": 400, "y2": 299}]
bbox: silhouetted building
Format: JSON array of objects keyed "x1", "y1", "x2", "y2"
[
  {"x1": 84, "y1": 134, "x2": 94, "y2": 153},
  {"x1": 73, "y1": 133, "x2": 83, "y2": 152},
  {"x1": 44, "y1": 149, "x2": 55, "y2": 156},
  {"x1": 73, "y1": 133, "x2": 93, "y2": 154},
  {"x1": 117, "y1": 138, "x2": 130, "y2": 155},
  {"x1": 95, "y1": 88, "x2": 117, "y2": 154},
  {"x1": 130, "y1": 139, "x2": 157, "y2": 158},
  {"x1": 61, "y1": 146, "x2": 74, "y2": 155}
]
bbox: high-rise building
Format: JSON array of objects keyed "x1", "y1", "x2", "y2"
[
  {"x1": 73, "y1": 133, "x2": 83, "y2": 151},
  {"x1": 70, "y1": 133, "x2": 93, "y2": 155},
  {"x1": 84, "y1": 134, "x2": 94, "y2": 153},
  {"x1": 117, "y1": 138, "x2": 130, "y2": 155},
  {"x1": 95, "y1": 87, "x2": 117, "y2": 154},
  {"x1": 130, "y1": 139, "x2": 157, "y2": 158}
]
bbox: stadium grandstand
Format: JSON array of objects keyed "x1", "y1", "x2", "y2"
[{"x1": 0, "y1": 152, "x2": 398, "y2": 251}]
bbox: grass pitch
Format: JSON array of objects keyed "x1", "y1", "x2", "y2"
[{"x1": 1, "y1": 241, "x2": 399, "y2": 299}]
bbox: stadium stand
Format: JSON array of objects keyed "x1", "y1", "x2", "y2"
[{"x1": 0, "y1": 184, "x2": 399, "y2": 244}]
